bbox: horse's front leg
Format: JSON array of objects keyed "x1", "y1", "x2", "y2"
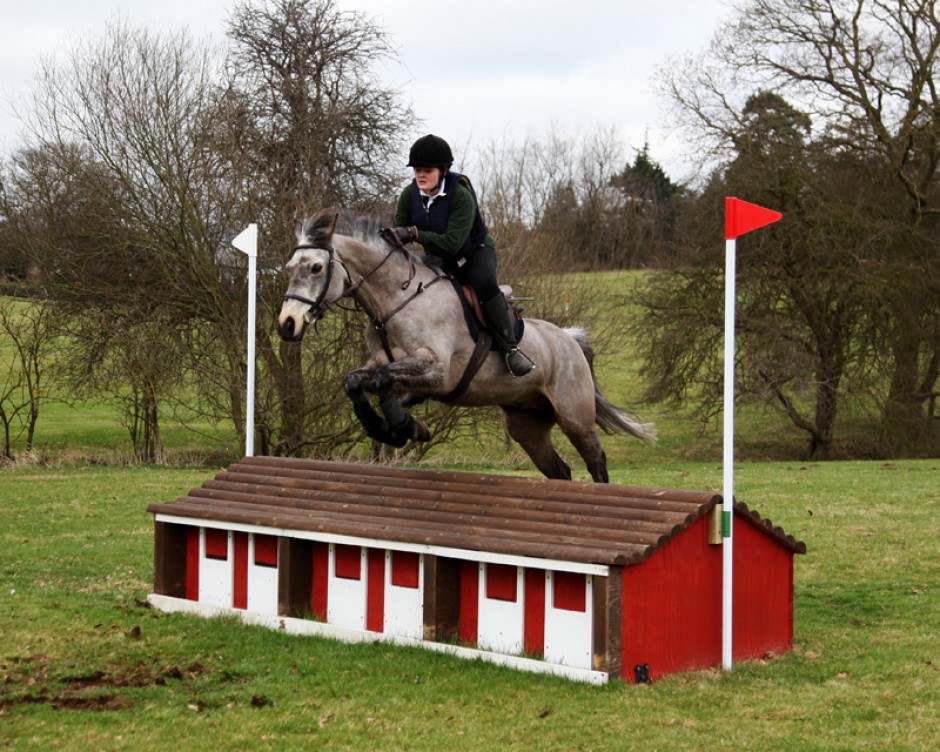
[
  {"x1": 343, "y1": 366, "x2": 397, "y2": 445},
  {"x1": 382, "y1": 351, "x2": 445, "y2": 444},
  {"x1": 377, "y1": 383, "x2": 431, "y2": 446},
  {"x1": 344, "y1": 351, "x2": 443, "y2": 447}
]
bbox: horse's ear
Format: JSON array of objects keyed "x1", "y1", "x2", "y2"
[
  {"x1": 293, "y1": 218, "x2": 304, "y2": 239},
  {"x1": 304, "y1": 208, "x2": 339, "y2": 246}
]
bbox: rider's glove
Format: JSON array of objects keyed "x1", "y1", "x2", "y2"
[{"x1": 394, "y1": 226, "x2": 418, "y2": 244}]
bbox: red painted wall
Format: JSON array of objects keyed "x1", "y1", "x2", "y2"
[
  {"x1": 233, "y1": 532, "x2": 249, "y2": 610},
  {"x1": 459, "y1": 561, "x2": 479, "y2": 644},
  {"x1": 391, "y1": 551, "x2": 420, "y2": 588},
  {"x1": 366, "y1": 548, "x2": 385, "y2": 633},
  {"x1": 311, "y1": 542, "x2": 329, "y2": 621},
  {"x1": 733, "y1": 518, "x2": 795, "y2": 660},
  {"x1": 621, "y1": 514, "x2": 795, "y2": 682},
  {"x1": 523, "y1": 569, "x2": 545, "y2": 657},
  {"x1": 621, "y1": 516, "x2": 722, "y2": 682},
  {"x1": 186, "y1": 527, "x2": 199, "y2": 600}
]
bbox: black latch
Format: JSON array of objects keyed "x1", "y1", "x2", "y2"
[{"x1": 634, "y1": 663, "x2": 650, "y2": 684}]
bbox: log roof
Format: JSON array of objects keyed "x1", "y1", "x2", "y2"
[{"x1": 147, "y1": 456, "x2": 806, "y2": 566}]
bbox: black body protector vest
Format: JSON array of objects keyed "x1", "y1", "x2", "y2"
[{"x1": 408, "y1": 172, "x2": 489, "y2": 262}]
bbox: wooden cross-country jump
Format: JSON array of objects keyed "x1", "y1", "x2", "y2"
[{"x1": 148, "y1": 457, "x2": 805, "y2": 684}]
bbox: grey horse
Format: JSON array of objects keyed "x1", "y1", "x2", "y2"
[{"x1": 277, "y1": 209, "x2": 654, "y2": 482}]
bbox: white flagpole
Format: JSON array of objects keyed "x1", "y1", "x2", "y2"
[
  {"x1": 232, "y1": 224, "x2": 258, "y2": 457},
  {"x1": 722, "y1": 235, "x2": 737, "y2": 671}
]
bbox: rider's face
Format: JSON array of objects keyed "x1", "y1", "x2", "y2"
[{"x1": 414, "y1": 167, "x2": 443, "y2": 195}]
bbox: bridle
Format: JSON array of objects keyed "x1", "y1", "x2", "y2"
[
  {"x1": 282, "y1": 243, "x2": 349, "y2": 326},
  {"x1": 282, "y1": 232, "x2": 428, "y2": 329}
]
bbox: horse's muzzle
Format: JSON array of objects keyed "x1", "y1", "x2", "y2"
[{"x1": 277, "y1": 314, "x2": 306, "y2": 342}]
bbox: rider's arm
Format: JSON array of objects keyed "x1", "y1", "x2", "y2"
[{"x1": 393, "y1": 185, "x2": 412, "y2": 228}]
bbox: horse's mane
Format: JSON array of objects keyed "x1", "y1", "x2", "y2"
[
  {"x1": 301, "y1": 208, "x2": 429, "y2": 265},
  {"x1": 335, "y1": 210, "x2": 386, "y2": 245}
]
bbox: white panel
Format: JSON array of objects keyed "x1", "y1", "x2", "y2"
[
  {"x1": 544, "y1": 572, "x2": 594, "y2": 669},
  {"x1": 247, "y1": 534, "x2": 279, "y2": 616},
  {"x1": 327, "y1": 544, "x2": 367, "y2": 630},
  {"x1": 198, "y1": 528, "x2": 233, "y2": 608},
  {"x1": 383, "y1": 551, "x2": 424, "y2": 640},
  {"x1": 476, "y1": 564, "x2": 525, "y2": 655}
]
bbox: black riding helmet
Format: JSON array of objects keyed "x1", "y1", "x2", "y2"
[{"x1": 408, "y1": 134, "x2": 454, "y2": 169}]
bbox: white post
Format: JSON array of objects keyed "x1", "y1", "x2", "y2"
[
  {"x1": 722, "y1": 236, "x2": 736, "y2": 671},
  {"x1": 232, "y1": 224, "x2": 258, "y2": 457},
  {"x1": 720, "y1": 196, "x2": 782, "y2": 672}
]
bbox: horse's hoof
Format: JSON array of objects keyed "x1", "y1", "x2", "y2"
[
  {"x1": 412, "y1": 420, "x2": 431, "y2": 443},
  {"x1": 343, "y1": 372, "x2": 363, "y2": 395},
  {"x1": 386, "y1": 433, "x2": 409, "y2": 449}
]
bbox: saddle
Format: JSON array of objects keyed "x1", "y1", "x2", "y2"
[
  {"x1": 433, "y1": 280, "x2": 524, "y2": 403},
  {"x1": 451, "y1": 280, "x2": 525, "y2": 350},
  {"x1": 377, "y1": 228, "x2": 524, "y2": 345}
]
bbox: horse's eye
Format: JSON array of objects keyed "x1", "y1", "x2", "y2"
[{"x1": 311, "y1": 262, "x2": 323, "y2": 274}]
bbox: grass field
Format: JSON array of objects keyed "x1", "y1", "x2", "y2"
[
  {"x1": 2, "y1": 287, "x2": 938, "y2": 749},
  {"x1": 1, "y1": 458, "x2": 938, "y2": 750}
]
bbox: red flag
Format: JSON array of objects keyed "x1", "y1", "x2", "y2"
[{"x1": 725, "y1": 197, "x2": 783, "y2": 239}]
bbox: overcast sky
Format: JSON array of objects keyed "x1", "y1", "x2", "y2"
[{"x1": 0, "y1": 0, "x2": 733, "y2": 180}]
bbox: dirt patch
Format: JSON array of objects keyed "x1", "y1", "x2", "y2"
[{"x1": 1, "y1": 660, "x2": 207, "y2": 713}]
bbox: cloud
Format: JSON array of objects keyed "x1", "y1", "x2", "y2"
[{"x1": 0, "y1": 0, "x2": 730, "y2": 177}]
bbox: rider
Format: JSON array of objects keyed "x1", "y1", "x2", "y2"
[{"x1": 391, "y1": 134, "x2": 535, "y2": 377}]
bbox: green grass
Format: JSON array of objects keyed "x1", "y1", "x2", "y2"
[
  {"x1": 2, "y1": 281, "x2": 938, "y2": 748},
  {"x1": 1, "y1": 460, "x2": 938, "y2": 750},
  {"x1": 30, "y1": 400, "x2": 239, "y2": 463}
]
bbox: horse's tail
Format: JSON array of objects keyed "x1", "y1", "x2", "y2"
[{"x1": 565, "y1": 327, "x2": 657, "y2": 444}]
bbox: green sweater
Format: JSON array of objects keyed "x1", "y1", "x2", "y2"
[{"x1": 394, "y1": 180, "x2": 495, "y2": 258}]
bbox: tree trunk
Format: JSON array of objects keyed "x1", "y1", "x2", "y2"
[
  {"x1": 807, "y1": 330, "x2": 845, "y2": 461},
  {"x1": 882, "y1": 322, "x2": 925, "y2": 458},
  {"x1": 279, "y1": 342, "x2": 307, "y2": 456},
  {"x1": 25, "y1": 403, "x2": 39, "y2": 453},
  {"x1": 140, "y1": 390, "x2": 165, "y2": 464},
  {"x1": 225, "y1": 347, "x2": 245, "y2": 452},
  {"x1": 809, "y1": 380, "x2": 837, "y2": 461},
  {"x1": 1, "y1": 409, "x2": 12, "y2": 461}
]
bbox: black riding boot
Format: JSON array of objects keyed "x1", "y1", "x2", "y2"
[{"x1": 482, "y1": 294, "x2": 535, "y2": 377}]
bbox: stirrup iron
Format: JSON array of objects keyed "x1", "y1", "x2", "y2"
[{"x1": 505, "y1": 347, "x2": 535, "y2": 377}]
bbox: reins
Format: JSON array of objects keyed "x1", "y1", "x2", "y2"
[
  {"x1": 285, "y1": 231, "x2": 440, "y2": 334},
  {"x1": 284, "y1": 225, "x2": 489, "y2": 403}
]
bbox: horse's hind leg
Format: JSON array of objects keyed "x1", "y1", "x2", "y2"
[
  {"x1": 554, "y1": 398, "x2": 610, "y2": 483},
  {"x1": 502, "y1": 407, "x2": 571, "y2": 481},
  {"x1": 560, "y1": 426, "x2": 609, "y2": 483}
]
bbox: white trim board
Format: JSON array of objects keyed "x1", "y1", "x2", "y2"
[
  {"x1": 153, "y1": 513, "x2": 610, "y2": 577},
  {"x1": 147, "y1": 593, "x2": 609, "y2": 686}
]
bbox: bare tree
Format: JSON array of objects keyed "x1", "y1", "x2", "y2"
[
  {"x1": 4, "y1": 22, "x2": 245, "y2": 462},
  {"x1": 0, "y1": 295, "x2": 62, "y2": 461},
  {"x1": 656, "y1": 0, "x2": 940, "y2": 456},
  {"x1": 2, "y1": 4, "x2": 427, "y2": 462},
  {"x1": 471, "y1": 129, "x2": 640, "y2": 355},
  {"x1": 218, "y1": 0, "x2": 416, "y2": 456}
]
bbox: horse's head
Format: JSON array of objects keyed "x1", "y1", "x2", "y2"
[{"x1": 277, "y1": 209, "x2": 345, "y2": 342}]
